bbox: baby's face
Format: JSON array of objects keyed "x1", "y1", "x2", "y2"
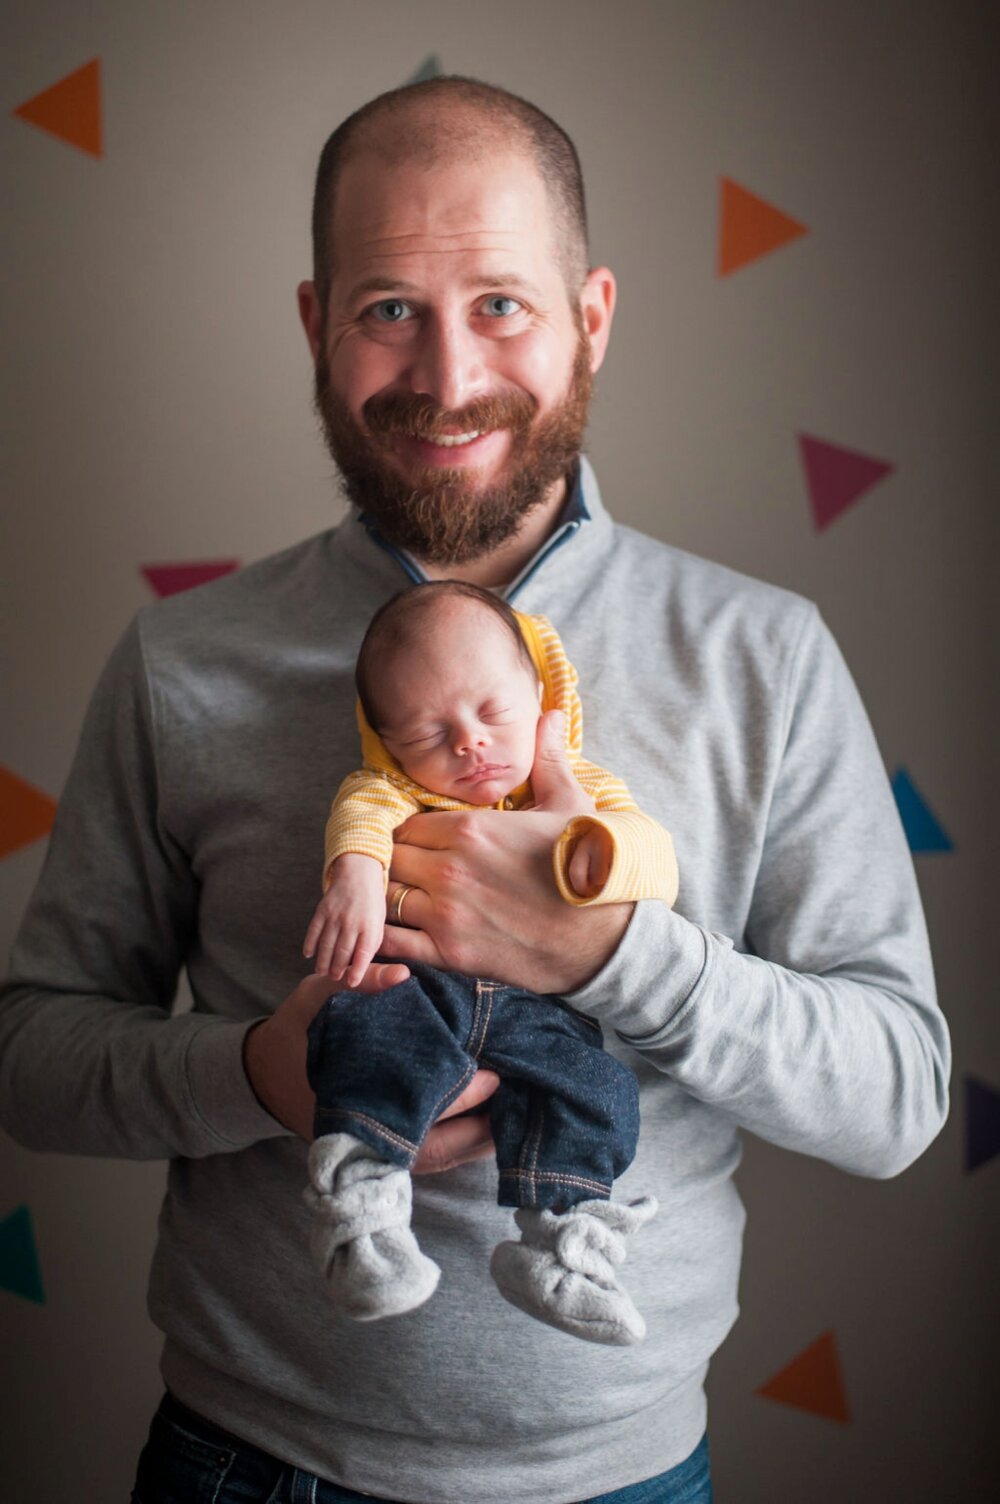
[{"x1": 376, "y1": 601, "x2": 542, "y2": 805}]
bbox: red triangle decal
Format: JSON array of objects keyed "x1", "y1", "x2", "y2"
[
  {"x1": 756, "y1": 1330, "x2": 851, "y2": 1423},
  {"x1": 0, "y1": 766, "x2": 57, "y2": 860},
  {"x1": 798, "y1": 433, "x2": 895, "y2": 530},
  {"x1": 718, "y1": 177, "x2": 807, "y2": 276},
  {"x1": 141, "y1": 561, "x2": 240, "y2": 598},
  {"x1": 12, "y1": 58, "x2": 103, "y2": 158}
]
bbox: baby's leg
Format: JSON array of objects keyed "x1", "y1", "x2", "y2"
[
  {"x1": 482, "y1": 996, "x2": 657, "y2": 1344},
  {"x1": 304, "y1": 969, "x2": 477, "y2": 1320}
]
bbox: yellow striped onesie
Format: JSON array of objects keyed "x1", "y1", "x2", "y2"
[{"x1": 323, "y1": 611, "x2": 679, "y2": 910}]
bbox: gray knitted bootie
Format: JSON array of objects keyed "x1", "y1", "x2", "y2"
[
  {"x1": 304, "y1": 1132, "x2": 440, "y2": 1320},
  {"x1": 489, "y1": 1196, "x2": 658, "y2": 1345}
]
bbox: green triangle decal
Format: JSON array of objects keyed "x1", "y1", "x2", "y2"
[{"x1": 0, "y1": 1205, "x2": 45, "y2": 1304}]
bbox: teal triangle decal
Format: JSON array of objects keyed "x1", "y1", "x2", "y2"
[
  {"x1": 0, "y1": 1205, "x2": 45, "y2": 1304},
  {"x1": 891, "y1": 768, "x2": 954, "y2": 853},
  {"x1": 408, "y1": 55, "x2": 442, "y2": 84}
]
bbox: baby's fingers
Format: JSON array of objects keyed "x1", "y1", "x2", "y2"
[
  {"x1": 314, "y1": 919, "x2": 348, "y2": 978},
  {"x1": 344, "y1": 926, "x2": 383, "y2": 989},
  {"x1": 303, "y1": 907, "x2": 329, "y2": 961}
]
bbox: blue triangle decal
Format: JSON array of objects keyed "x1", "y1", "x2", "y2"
[
  {"x1": 965, "y1": 1077, "x2": 1000, "y2": 1173},
  {"x1": 891, "y1": 768, "x2": 954, "y2": 853},
  {"x1": 408, "y1": 55, "x2": 442, "y2": 84},
  {"x1": 0, "y1": 1205, "x2": 45, "y2": 1304}
]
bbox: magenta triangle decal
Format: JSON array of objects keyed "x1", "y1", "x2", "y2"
[
  {"x1": 797, "y1": 434, "x2": 895, "y2": 531},
  {"x1": 141, "y1": 561, "x2": 240, "y2": 598}
]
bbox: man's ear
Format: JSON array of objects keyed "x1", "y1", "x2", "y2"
[
  {"x1": 579, "y1": 267, "x2": 616, "y2": 373},
  {"x1": 297, "y1": 280, "x2": 324, "y2": 362}
]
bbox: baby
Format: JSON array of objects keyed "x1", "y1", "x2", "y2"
[{"x1": 302, "y1": 581, "x2": 678, "y2": 1345}]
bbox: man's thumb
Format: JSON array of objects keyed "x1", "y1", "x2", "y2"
[{"x1": 531, "y1": 710, "x2": 582, "y2": 809}]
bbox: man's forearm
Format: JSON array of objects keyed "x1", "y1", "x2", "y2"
[{"x1": 567, "y1": 901, "x2": 949, "y2": 1179}]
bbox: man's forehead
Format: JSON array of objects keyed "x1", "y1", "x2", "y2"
[{"x1": 330, "y1": 148, "x2": 559, "y2": 286}]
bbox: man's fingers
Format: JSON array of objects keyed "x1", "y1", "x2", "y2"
[
  {"x1": 353, "y1": 961, "x2": 411, "y2": 993},
  {"x1": 437, "y1": 1069, "x2": 500, "y2": 1121},
  {"x1": 393, "y1": 811, "x2": 481, "y2": 850},
  {"x1": 413, "y1": 1070, "x2": 499, "y2": 1172},
  {"x1": 381, "y1": 923, "x2": 442, "y2": 968},
  {"x1": 414, "y1": 1121, "x2": 496, "y2": 1174}
]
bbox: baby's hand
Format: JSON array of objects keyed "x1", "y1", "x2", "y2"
[
  {"x1": 303, "y1": 854, "x2": 387, "y2": 986},
  {"x1": 567, "y1": 824, "x2": 614, "y2": 900}
]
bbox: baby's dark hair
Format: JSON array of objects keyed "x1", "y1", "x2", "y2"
[{"x1": 356, "y1": 581, "x2": 536, "y2": 732}]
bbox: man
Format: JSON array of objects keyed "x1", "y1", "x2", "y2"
[{"x1": 0, "y1": 77, "x2": 948, "y2": 1503}]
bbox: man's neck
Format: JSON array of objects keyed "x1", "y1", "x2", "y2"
[{"x1": 418, "y1": 475, "x2": 570, "y2": 589}]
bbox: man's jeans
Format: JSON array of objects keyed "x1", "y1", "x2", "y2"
[
  {"x1": 307, "y1": 963, "x2": 640, "y2": 1209},
  {"x1": 131, "y1": 1393, "x2": 713, "y2": 1503}
]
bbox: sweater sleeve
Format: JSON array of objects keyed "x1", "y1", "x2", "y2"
[
  {"x1": 552, "y1": 761, "x2": 680, "y2": 907},
  {"x1": 0, "y1": 620, "x2": 285, "y2": 1160},
  {"x1": 323, "y1": 771, "x2": 423, "y2": 889},
  {"x1": 564, "y1": 607, "x2": 950, "y2": 1180}
]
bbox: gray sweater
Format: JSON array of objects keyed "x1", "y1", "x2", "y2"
[{"x1": 0, "y1": 461, "x2": 949, "y2": 1502}]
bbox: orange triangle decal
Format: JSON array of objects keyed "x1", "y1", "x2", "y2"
[
  {"x1": 0, "y1": 766, "x2": 57, "y2": 860},
  {"x1": 12, "y1": 58, "x2": 103, "y2": 158},
  {"x1": 756, "y1": 1330, "x2": 850, "y2": 1423},
  {"x1": 718, "y1": 177, "x2": 807, "y2": 276}
]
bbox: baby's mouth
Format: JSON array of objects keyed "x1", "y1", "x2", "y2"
[{"x1": 458, "y1": 762, "x2": 508, "y2": 783}]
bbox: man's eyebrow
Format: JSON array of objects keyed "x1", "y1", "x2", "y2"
[
  {"x1": 348, "y1": 277, "x2": 423, "y2": 299},
  {"x1": 346, "y1": 272, "x2": 545, "y2": 301}
]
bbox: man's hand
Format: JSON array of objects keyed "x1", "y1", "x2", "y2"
[
  {"x1": 303, "y1": 853, "x2": 386, "y2": 985},
  {"x1": 243, "y1": 967, "x2": 499, "y2": 1166},
  {"x1": 384, "y1": 710, "x2": 634, "y2": 993}
]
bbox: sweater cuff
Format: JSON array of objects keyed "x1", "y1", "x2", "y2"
[
  {"x1": 563, "y1": 900, "x2": 709, "y2": 1040},
  {"x1": 184, "y1": 1018, "x2": 292, "y2": 1149}
]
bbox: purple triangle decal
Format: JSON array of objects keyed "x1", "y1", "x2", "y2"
[
  {"x1": 798, "y1": 434, "x2": 895, "y2": 531},
  {"x1": 965, "y1": 1077, "x2": 1000, "y2": 1173}
]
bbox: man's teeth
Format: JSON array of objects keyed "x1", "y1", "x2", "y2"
[{"x1": 421, "y1": 430, "x2": 482, "y2": 447}]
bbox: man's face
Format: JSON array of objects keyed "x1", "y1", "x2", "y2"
[{"x1": 301, "y1": 145, "x2": 612, "y2": 565}]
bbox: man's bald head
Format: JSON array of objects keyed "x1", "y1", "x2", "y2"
[{"x1": 310, "y1": 76, "x2": 590, "y2": 307}]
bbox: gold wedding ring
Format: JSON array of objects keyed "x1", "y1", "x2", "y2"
[{"x1": 388, "y1": 884, "x2": 414, "y2": 926}]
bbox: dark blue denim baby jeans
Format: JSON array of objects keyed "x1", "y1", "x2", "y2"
[
  {"x1": 307, "y1": 962, "x2": 640, "y2": 1209},
  {"x1": 131, "y1": 1393, "x2": 713, "y2": 1502}
]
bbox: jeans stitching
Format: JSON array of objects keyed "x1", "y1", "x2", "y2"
[
  {"x1": 423, "y1": 1059, "x2": 477, "y2": 1128},
  {"x1": 467, "y1": 977, "x2": 495, "y2": 1057},
  {"x1": 499, "y1": 1168, "x2": 611, "y2": 1195},
  {"x1": 314, "y1": 1107, "x2": 420, "y2": 1157}
]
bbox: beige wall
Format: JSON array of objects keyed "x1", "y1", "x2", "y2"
[{"x1": 2, "y1": 1, "x2": 994, "y2": 1497}]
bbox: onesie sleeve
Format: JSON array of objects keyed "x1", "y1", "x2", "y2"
[
  {"x1": 551, "y1": 761, "x2": 679, "y2": 908},
  {"x1": 323, "y1": 771, "x2": 423, "y2": 889}
]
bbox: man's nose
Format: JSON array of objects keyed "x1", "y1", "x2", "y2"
[{"x1": 408, "y1": 313, "x2": 488, "y2": 413}]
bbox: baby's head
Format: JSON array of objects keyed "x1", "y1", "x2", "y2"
[{"x1": 356, "y1": 582, "x2": 542, "y2": 805}]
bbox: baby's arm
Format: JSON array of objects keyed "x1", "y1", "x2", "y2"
[
  {"x1": 304, "y1": 770, "x2": 423, "y2": 982},
  {"x1": 554, "y1": 761, "x2": 680, "y2": 908},
  {"x1": 304, "y1": 853, "x2": 387, "y2": 984}
]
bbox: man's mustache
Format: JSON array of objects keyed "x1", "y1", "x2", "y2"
[{"x1": 362, "y1": 389, "x2": 538, "y2": 441}]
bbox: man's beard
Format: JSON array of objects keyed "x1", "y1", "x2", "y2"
[{"x1": 313, "y1": 325, "x2": 593, "y2": 566}]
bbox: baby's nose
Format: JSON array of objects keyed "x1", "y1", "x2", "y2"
[{"x1": 454, "y1": 722, "x2": 487, "y2": 754}]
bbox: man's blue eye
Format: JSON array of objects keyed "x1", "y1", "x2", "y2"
[
  {"x1": 372, "y1": 300, "x2": 412, "y2": 323},
  {"x1": 484, "y1": 296, "x2": 521, "y2": 317}
]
